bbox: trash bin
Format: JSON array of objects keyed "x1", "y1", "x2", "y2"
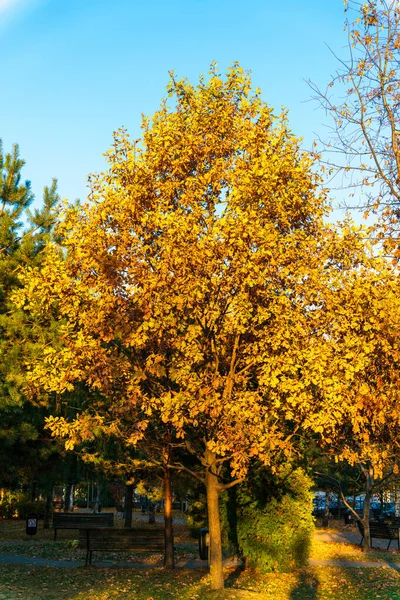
[
  {"x1": 344, "y1": 511, "x2": 353, "y2": 525},
  {"x1": 199, "y1": 527, "x2": 209, "y2": 560},
  {"x1": 26, "y1": 514, "x2": 38, "y2": 536}
]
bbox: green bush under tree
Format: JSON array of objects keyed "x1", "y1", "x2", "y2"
[{"x1": 232, "y1": 467, "x2": 314, "y2": 573}]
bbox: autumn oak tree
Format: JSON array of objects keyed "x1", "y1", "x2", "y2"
[
  {"x1": 302, "y1": 255, "x2": 400, "y2": 549},
  {"x1": 305, "y1": 0, "x2": 400, "y2": 546},
  {"x1": 15, "y1": 64, "x2": 364, "y2": 589}
]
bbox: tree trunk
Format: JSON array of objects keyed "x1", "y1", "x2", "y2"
[
  {"x1": 379, "y1": 490, "x2": 384, "y2": 520},
  {"x1": 148, "y1": 503, "x2": 156, "y2": 523},
  {"x1": 164, "y1": 466, "x2": 174, "y2": 568},
  {"x1": 322, "y1": 491, "x2": 330, "y2": 528},
  {"x1": 124, "y1": 484, "x2": 134, "y2": 528},
  {"x1": 69, "y1": 484, "x2": 75, "y2": 512},
  {"x1": 93, "y1": 481, "x2": 101, "y2": 513},
  {"x1": 205, "y1": 449, "x2": 224, "y2": 591},
  {"x1": 30, "y1": 480, "x2": 37, "y2": 503},
  {"x1": 64, "y1": 484, "x2": 72, "y2": 512},
  {"x1": 43, "y1": 491, "x2": 52, "y2": 529},
  {"x1": 362, "y1": 471, "x2": 373, "y2": 551}
]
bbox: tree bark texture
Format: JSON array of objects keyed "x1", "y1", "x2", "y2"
[
  {"x1": 93, "y1": 481, "x2": 101, "y2": 512},
  {"x1": 164, "y1": 466, "x2": 175, "y2": 568},
  {"x1": 64, "y1": 484, "x2": 72, "y2": 512},
  {"x1": 43, "y1": 492, "x2": 52, "y2": 529},
  {"x1": 205, "y1": 449, "x2": 224, "y2": 591},
  {"x1": 362, "y1": 473, "x2": 373, "y2": 551},
  {"x1": 124, "y1": 483, "x2": 134, "y2": 528},
  {"x1": 148, "y1": 503, "x2": 156, "y2": 524},
  {"x1": 30, "y1": 480, "x2": 37, "y2": 503}
]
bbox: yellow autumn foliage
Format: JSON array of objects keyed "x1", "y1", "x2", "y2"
[{"x1": 15, "y1": 63, "x2": 399, "y2": 483}]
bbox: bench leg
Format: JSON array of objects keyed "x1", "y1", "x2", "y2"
[{"x1": 54, "y1": 529, "x2": 57, "y2": 541}]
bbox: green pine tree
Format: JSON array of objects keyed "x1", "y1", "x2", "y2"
[
  {"x1": 0, "y1": 141, "x2": 60, "y2": 403},
  {"x1": 0, "y1": 140, "x2": 61, "y2": 495}
]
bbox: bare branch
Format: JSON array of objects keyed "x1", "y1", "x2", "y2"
[
  {"x1": 168, "y1": 462, "x2": 205, "y2": 484},
  {"x1": 218, "y1": 477, "x2": 245, "y2": 491}
]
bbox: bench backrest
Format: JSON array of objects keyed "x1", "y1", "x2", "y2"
[
  {"x1": 79, "y1": 527, "x2": 164, "y2": 552},
  {"x1": 53, "y1": 513, "x2": 114, "y2": 528},
  {"x1": 369, "y1": 522, "x2": 398, "y2": 539},
  {"x1": 356, "y1": 519, "x2": 398, "y2": 538}
]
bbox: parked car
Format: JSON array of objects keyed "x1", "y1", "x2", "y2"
[
  {"x1": 312, "y1": 498, "x2": 346, "y2": 518},
  {"x1": 370, "y1": 501, "x2": 396, "y2": 520},
  {"x1": 343, "y1": 501, "x2": 396, "y2": 521},
  {"x1": 327, "y1": 500, "x2": 346, "y2": 518},
  {"x1": 312, "y1": 498, "x2": 326, "y2": 517}
]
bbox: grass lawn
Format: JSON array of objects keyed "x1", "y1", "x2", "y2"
[
  {"x1": 1, "y1": 518, "x2": 400, "y2": 598},
  {"x1": 0, "y1": 563, "x2": 400, "y2": 600}
]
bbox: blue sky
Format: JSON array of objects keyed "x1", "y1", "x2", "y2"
[{"x1": 0, "y1": 0, "x2": 348, "y2": 210}]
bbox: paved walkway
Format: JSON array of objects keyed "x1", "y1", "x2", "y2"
[
  {"x1": 315, "y1": 530, "x2": 362, "y2": 546},
  {"x1": 0, "y1": 553, "x2": 216, "y2": 569},
  {"x1": 0, "y1": 552, "x2": 400, "y2": 571},
  {"x1": 309, "y1": 558, "x2": 400, "y2": 571},
  {"x1": 0, "y1": 554, "x2": 82, "y2": 568},
  {"x1": 315, "y1": 528, "x2": 399, "y2": 550}
]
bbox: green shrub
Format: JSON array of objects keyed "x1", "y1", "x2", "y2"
[
  {"x1": 219, "y1": 488, "x2": 240, "y2": 555},
  {"x1": 0, "y1": 492, "x2": 50, "y2": 519},
  {"x1": 236, "y1": 468, "x2": 314, "y2": 573},
  {"x1": 14, "y1": 499, "x2": 48, "y2": 519},
  {"x1": 186, "y1": 493, "x2": 207, "y2": 539},
  {"x1": 0, "y1": 490, "x2": 20, "y2": 519}
]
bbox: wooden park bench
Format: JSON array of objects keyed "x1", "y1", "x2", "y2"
[
  {"x1": 79, "y1": 527, "x2": 165, "y2": 566},
  {"x1": 52, "y1": 512, "x2": 114, "y2": 540},
  {"x1": 357, "y1": 520, "x2": 399, "y2": 550}
]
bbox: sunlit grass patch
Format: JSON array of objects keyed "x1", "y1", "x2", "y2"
[
  {"x1": 308, "y1": 566, "x2": 400, "y2": 600},
  {"x1": 229, "y1": 565, "x2": 400, "y2": 599}
]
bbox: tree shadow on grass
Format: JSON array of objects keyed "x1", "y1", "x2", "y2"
[
  {"x1": 289, "y1": 569, "x2": 319, "y2": 600},
  {"x1": 224, "y1": 564, "x2": 245, "y2": 588}
]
